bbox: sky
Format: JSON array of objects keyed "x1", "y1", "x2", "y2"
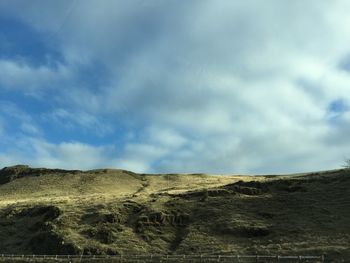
[{"x1": 0, "y1": 0, "x2": 350, "y2": 174}]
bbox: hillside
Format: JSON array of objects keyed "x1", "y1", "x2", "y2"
[{"x1": 0, "y1": 165, "x2": 349, "y2": 262}]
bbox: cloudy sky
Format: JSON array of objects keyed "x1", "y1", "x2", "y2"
[{"x1": 0, "y1": 0, "x2": 350, "y2": 174}]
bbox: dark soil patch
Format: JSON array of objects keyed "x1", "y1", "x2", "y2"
[
  {"x1": 29, "y1": 230, "x2": 80, "y2": 254},
  {"x1": 216, "y1": 224, "x2": 270, "y2": 238},
  {"x1": 17, "y1": 206, "x2": 61, "y2": 221}
]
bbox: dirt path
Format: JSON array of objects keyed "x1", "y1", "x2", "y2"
[{"x1": 131, "y1": 176, "x2": 150, "y2": 197}]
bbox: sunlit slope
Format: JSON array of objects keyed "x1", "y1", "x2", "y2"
[
  {"x1": 0, "y1": 165, "x2": 250, "y2": 205},
  {"x1": 0, "y1": 165, "x2": 349, "y2": 261},
  {"x1": 0, "y1": 167, "x2": 142, "y2": 204}
]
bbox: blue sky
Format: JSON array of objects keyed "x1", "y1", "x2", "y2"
[{"x1": 1, "y1": 0, "x2": 350, "y2": 174}]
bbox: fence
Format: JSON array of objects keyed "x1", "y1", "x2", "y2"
[{"x1": 0, "y1": 254, "x2": 325, "y2": 262}]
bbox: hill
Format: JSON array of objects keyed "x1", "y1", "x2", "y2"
[{"x1": 0, "y1": 165, "x2": 349, "y2": 262}]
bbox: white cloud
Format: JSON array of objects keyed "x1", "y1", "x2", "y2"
[
  {"x1": 1, "y1": 1, "x2": 350, "y2": 173},
  {"x1": 112, "y1": 126, "x2": 188, "y2": 173},
  {"x1": 0, "y1": 136, "x2": 119, "y2": 170},
  {"x1": 0, "y1": 59, "x2": 71, "y2": 93},
  {"x1": 0, "y1": 126, "x2": 187, "y2": 172}
]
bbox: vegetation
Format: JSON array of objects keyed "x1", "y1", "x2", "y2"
[
  {"x1": 0, "y1": 165, "x2": 349, "y2": 262},
  {"x1": 342, "y1": 159, "x2": 350, "y2": 169}
]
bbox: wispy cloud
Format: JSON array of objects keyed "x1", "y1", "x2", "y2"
[
  {"x1": 0, "y1": 101, "x2": 42, "y2": 136},
  {"x1": 46, "y1": 108, "x2": 114, "y2": 137},
  {"x1": 0, "y1": 59, "x2": 71, "y2": 94}
]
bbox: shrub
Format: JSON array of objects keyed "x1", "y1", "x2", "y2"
[{"x1": 342, "y1": 159, "x2": 350, "y2": 169}]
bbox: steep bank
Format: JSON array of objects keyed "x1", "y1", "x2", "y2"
[{"x1": 0, "y1": 165, "x2": 349, "y2": 261}]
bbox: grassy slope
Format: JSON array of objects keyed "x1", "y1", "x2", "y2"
[{"x1": 0, "y1": 165, "x2": 349, "y2": 261}]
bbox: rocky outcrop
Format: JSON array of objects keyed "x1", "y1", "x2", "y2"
[{"x1": 0, "y1": 165, "x2": 81, "y2": 184}]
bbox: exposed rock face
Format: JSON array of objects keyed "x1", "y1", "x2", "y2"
[
  {"x1": 0, "y1": 204, "x2": 81, "y2": 255},
  {"x1": 226, "y1": 180, "x2": 270, "y2": 195},
  {"x1": 137, "y1": 210, "x2": 190, "y2": 228}
]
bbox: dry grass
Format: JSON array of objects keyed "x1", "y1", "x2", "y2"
[{"x1": 0, "y1": 166, "x2": 349, "y2": 262}]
